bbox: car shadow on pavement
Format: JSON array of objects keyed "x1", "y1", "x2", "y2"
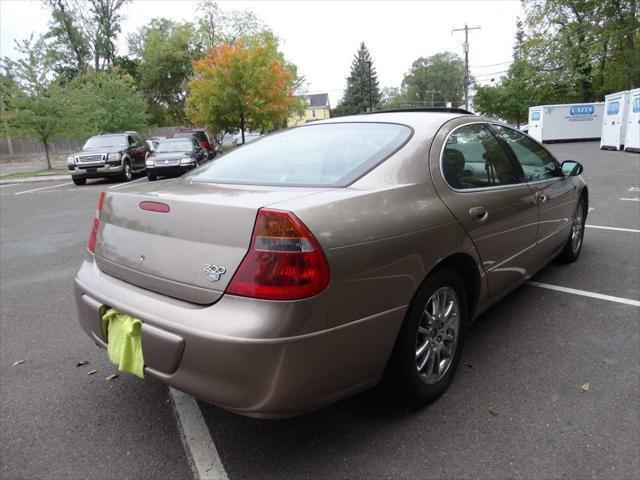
[{"x1": 197, "y1": 281, "x2": 639, "y2": 479}]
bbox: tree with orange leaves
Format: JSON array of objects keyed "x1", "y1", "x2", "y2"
[{"x1": 186, "y1": 34, "x2": 302, "y2": 144}]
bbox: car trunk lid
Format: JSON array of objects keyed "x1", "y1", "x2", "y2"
[{"x1": 94, "y1": 179, "x2": 328, "y2": 304}]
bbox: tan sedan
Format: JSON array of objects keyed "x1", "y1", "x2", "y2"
[{"x1": 75, "y1": 109, "x2": 588, "y2": 418}]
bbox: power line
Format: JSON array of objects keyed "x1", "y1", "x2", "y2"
[{"x1": 470, "y1": 60, "x2": 513, "y2": 68}]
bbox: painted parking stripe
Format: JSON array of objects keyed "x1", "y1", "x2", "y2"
[
  {"x1": 620, "y1": 197, "x2": 640, "y2": 202},
  {"x1": 108, "y1": 176, "x2": 147, "y2": 189},
  {"x1": 586, "y1": 225, "x2": 640, "y2": 233},
  {"x1": 0, "y1": 183, "x2": 19, "y2": 188},
  {"x1": 14, "y1": 181, "x2": 73, "y2": 195},
  {"x1": 528, "y1": 281, "x2": 640, "y2": 307},
  {"x1": 628, "y1": 187, "x2": 640, "y2": 192},
  {"x1": 169, "y1": 388, "x2": 229, "y2": 480}
]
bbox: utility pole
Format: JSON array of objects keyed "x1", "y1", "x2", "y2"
[
  {"x1": 367, "y1": 60, "x2": 373, "y2": 112},
  {"x1": 424, "y1": 90, "x2": 438, "y2": 107},
  {"x1": 452, "y1": 23, "x2": 480, "y2": 111}
]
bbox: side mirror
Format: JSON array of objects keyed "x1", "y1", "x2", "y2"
[{"x1": 561, "y1": 160, "x2": 583, "y2": 176}]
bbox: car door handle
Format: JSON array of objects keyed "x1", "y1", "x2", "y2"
[
  {"x1": 537, "y1": 193, "x2": 548, "y2": 203},
  {"x1": 469, "y1": 206, "x2": 489, "y2": 223}
]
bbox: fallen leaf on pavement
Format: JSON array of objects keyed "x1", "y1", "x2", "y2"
[
  {"x1": 13, "y1": 360, "x2": 25, "y2": 367},
  {"x1": 87, "y1": 369, "x2": 97, "y2": 375},
  {"x1": 76, "y1": 360, "x2": 89, "y2": 367},
  {"x1": 464, "y1": 362, "x2": 474, "y2": 369},
  {"x1": 488, "y1": 405, "x2": 498, "y2": 416},
  {"x1": 580, "y1": 382, "x2": 590, "y2": 392},
  {"x1": 105, "y1": 373, "x2": 119, "y2": 381}
]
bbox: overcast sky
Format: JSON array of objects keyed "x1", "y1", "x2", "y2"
[{"x1": 0, "y1": 0, "x2": 523, "y2": 105}]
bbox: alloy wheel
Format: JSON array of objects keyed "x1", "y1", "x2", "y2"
[
  {"x1": 571, "y1": 202, "x2": 585, "y2": 253},
  {"x1": 415, "y1": 286, "x2": 460, "y2": 385}
]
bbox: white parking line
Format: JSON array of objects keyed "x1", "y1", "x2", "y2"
[
  {"x1": 14, "y1": 181, "x2": 73, "y2": 195},
  {"x1": 0, "y1": 183, "x2": 19, "y2": 189},
  {"x1": 587, "y1": 225, "x2": 640, "y2": 233},
  {"x1": 628, "y1": 187, "x2": 640, "y2": 192},
  {"x1": 169, "y1": 388, "x2": 228, "y2": 480},
  {"x1": 620, "y1": 197, "x2": 640, "y2": 202},
  {"x1": 528, "y1": 281, "x2": 640, "y2": 307},
  {"x1": 108, "y1": 177, "x2": 147, "y2": 189}
]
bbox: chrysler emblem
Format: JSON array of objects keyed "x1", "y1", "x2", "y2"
[{"x1": 204, "y1": 264, "x2": 226, "y2": 282}]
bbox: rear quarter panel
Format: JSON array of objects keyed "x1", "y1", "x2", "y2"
[{"x1": 273, "y1": 127, "x2": 486, "y2": 329}]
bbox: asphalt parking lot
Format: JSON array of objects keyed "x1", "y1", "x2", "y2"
[{"x1": 1, "y1": 142, "x2": 638, "y2": 479}]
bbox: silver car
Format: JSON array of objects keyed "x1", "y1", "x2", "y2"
[{"x1": 75, "y1": 109, "x2": 587, "y2": 418}]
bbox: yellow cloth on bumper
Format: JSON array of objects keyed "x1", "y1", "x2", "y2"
[{"x1": 103, "y1": 308, "x2": 144, "y2": 378}]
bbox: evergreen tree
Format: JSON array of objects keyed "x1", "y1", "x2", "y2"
[{"x1": 336, "y1": 42, "x2": 380, "y2": 115}]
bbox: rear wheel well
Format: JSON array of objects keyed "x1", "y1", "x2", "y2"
[{"x1": 427, "y1": 253, "x2": 481, "y2": 323}]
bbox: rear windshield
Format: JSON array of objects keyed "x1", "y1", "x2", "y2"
[
  {"x1": 156, "y1": 139, "x2": 193, "y2": 152},
  {"x1": 83, "y1": 135, "x2": 126, "y2": 149},
  {"x1": 175, "y1": 131, "x2": 207, "y2": 142},
  {"x1": 187, "y1": 123, "x2": 411, "y2": 186}
]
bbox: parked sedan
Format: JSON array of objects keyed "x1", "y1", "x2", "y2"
[
  {"x1": 145, "y1": 138, "x2": 207, "y2": 181},
  {"x1": 75, "y1": 110, "x2": 588, "y2": 418}
]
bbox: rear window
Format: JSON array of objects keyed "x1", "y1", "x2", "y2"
[
  {"x1": 156, "y1": 139, "x2": 193, "y2": 152},
  {"x1": 175, "y1": 131, "x2": 207, "y2": 142},
  {"x1": 187, "y1": 123, "x2": 411, "y2": 186}
]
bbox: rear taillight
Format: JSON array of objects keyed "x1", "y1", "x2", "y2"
[
  {"x1": 88, "y1": 192, "x2": 105, "y2": 253},
  {"x1": 226, "y1": 208, "x2": 330, "y2": 300}
]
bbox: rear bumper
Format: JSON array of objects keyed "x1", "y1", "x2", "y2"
[{"x1": 74, "y1": 257, "x2": 405, "y2": 418}]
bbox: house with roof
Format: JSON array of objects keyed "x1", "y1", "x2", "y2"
[{"x1": 287, "y1": 93, "x2": 331, "y2": 127}]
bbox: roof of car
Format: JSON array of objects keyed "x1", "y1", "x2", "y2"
[{"x1": 313, "y1": 109, "x2": 474, "y2": 129}]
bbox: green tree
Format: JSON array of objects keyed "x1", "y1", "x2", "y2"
[
  {"x1": 472, "y1": 21, "x2": 533, "y2": 126},
  {"x1": 130, "y1": 19, "x2": 199, "y2": 125},
  {"x1": 379, "y1": 86, "x2": 405, "y2": 109},
  {"x1": 335, "y1": 42, "x2": 380, "y2": 115},
  {"x1": 43, "y1": 0, "x2": 91, "y2": 77},
  {"x1": 2, "y1": 37, "x2": 74, "y2": 169},
  {"x1": 69, "y1": 69, "x2": 147, "y2": 135},
  {"x1": 401, "y1": 52, "x2": 466, "y2": 107},
  {"x1": 521, "y1": 0, "x2": 639, "y2": 102},
  {"x1": 186, "y1": 36, "x2": 299, "y2": 143},
  {"x1": 196, "y1": 1, "x2": 266, "y2": 48},
  {"x1": 43, "y1": 0, "x2": 128, "y2": 77},
  {"x1": 88, "y1": 0, "x2": 127, "y2": 70},
  {"x1": 473, "y1": 60, "x2": 532, "y2": 126}
]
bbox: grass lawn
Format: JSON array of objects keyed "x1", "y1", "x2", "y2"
[{"x1": 0, "y1": 168, "x2": 68, "y2": 180}]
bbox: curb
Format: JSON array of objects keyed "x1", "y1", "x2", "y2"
[{"x1": 0, "y1": 174, "x2": 71, "y2": 184}]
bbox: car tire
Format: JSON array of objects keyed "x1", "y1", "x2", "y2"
[
  {"x1": 147, "y1": 171, "x2": 157, "y2": 181},
  {"x1": 558, "y1": 196, "x2": 586, "y2": 263},
  {"x1": 384, "y1": 268, "x2": 467, "y2": 405},
  {"x1": 120, "y1": 161, "x2": 132, "y2": 182},
  {"x1": 72, "y1": 177, "x2": 86, "y2": 186}
]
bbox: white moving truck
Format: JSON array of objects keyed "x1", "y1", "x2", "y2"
[
  {"x1": 528, "y1": 103, "x2": 604, "y2": 143},
  {"x1": 624, "y1": 88, "x2": 640, "y2": 153},
  {"x1": 601, "y1": 91, "x2": 630, "y2": 150}
]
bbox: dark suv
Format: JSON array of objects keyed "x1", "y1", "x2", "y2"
[
  {"x1": 172, "y1": 128, "x2": 216, "y2": 159},
  {"x1": 68, "y1": 132, "x2": 151, "y2": 185}
]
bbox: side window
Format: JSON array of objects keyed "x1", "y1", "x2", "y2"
[
  {"x1": 442, "y1": 124, "x2": 522, "y2": 190},
  {"x1": 193, "y1": 140, "x2": 200, "y2": 150},
  {"x1": 127, "y1": 135, "x2": 136, "y2": 147},
  {"x1": 493, "y1": 126, "x2": 561, "y2": 182}
]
